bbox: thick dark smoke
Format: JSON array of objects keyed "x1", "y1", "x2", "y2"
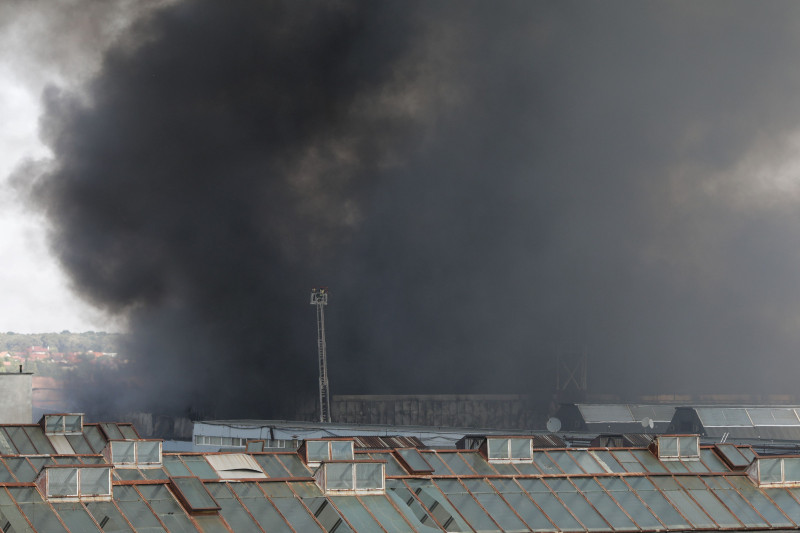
[{"x1": 24, "y1": 0, "x2": 800, "y2": 418}]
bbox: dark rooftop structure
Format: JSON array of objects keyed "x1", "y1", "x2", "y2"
[{"x1": 555, "y1": 403, "x2": 677, "y2": 434}]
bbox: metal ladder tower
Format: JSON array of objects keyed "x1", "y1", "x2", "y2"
[{"x1": 310, "y1": 287, "x2": 331, "y2": 423}]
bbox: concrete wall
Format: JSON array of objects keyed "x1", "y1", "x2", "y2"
[{"x1": 0, "y1": 373, "x2": 33, "y2": 423}]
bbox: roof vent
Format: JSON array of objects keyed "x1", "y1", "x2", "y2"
[
  {"x1": 40, "y1": 414, "x2": 83, "y2": 435},
  {"x1": 313, "y1": 461, "x2": 385, "y2": 495},
  {"x1": 651, "y1": 435, "x2": 700, "y2": 461},
  {"x1": 484, "y1": 437, "x2": 533, "y2": 463},
  {"x1": 748, "y1": 457, "x2": 800, "y2": 487},
  {"x1": 299, "y1": 439, "x2": 354, "y2": 467},
  {"x1": 103, "y1": 440, "x2": 162, "y2": 468},
  {"x1": 35, "y1": 465, "x2": 112, "y2": 501},
  {"x1": 170, "y1": 477, "x2": 221, "y2": 514}
]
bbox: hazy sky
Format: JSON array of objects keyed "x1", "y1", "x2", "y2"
[{"x1": 7, "y1": 1, "x2": 800, "y2": 415}]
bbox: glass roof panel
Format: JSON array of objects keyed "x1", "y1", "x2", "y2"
[
  {"x1": 596, "y1": 476, "x2": 664, "y2": 531},
  {"x1": 0, "y1": 460, "x2": 16, "y2": 483},
  {"x1": 404, "y1": 479, "x2": 472, "y2": 532},
  {"x1": 579, "y1": 404, "x2": 635, "y2": 423},
  {"x1": 499, "y1": 490, "x2": 556, "y2": 532},
  {"x1": 715, "y1": 444, "x2": 750, "y2": 467},
  {"x1": 748, "y1": 408, "x2": 800, "y2": 426},
  {"x1": 100, "y1": 423, "x2": 124, "y2": 441},
  {"x1": 590, "y1": 450, "x2": 626, "y2": 473},
  {"x1": 0, "y1": 430, "x2": 15, "y2": 454},
  {"x1": 7, "y1": 487, "x2": 68, "y2": 533},
  {"x1": 544, "y1": 478, "x2": 609, "y2": 531},
  {"x1": 511, "y1": 462, "x2": 541, "y2": 475},
  {"x1": 532, "y1": 451, "x2": 562, "y2": 474},
  {"x1": 268, "y1": 493, "x2": 326, "y2": 532},
  {"x1": 118, "y1": 424, "x2": 138, "y2": 439},
  {"x1": 276, "y1": 454, "x2": 312, "y2": 477},
  {"x1": 675, "y1": 478, "x2": 741, "y2": 528},
  {"x1": 254, "y1": 455, "x2": 291, "y2": 478},
  {"x1": 163, "y1": 455, "x2": 191, "y2": 477},
  {"x1": 135, "y1": 484, "x2": 197, "y2": 533},
  {"x1": 82, "y1": 426, "x2": 106, "y2": 453},
  {"x1": 230, "y1": 483, "x2": 292, "y2": 531},
  {"x1": 142, "y1": 467, "x2": 169, "y2": 480},
  {"x1": 702, "y1": 476, "x2": 768, "y2": 528},
  {"x1": 193, "y1": 514, "x2": 230, "y2": 533},
  {"x1": 330, "y1": 497, "x2": 384, "y2": 531},
  {"x1": 725, "y1": 476, "x2": 792, "y2": 528},
  {"x1": 172, "y1": 477, "x2": 220, "y2": 511},
  {"x1": 114, "y1": 468, "x2": 144, "y2": 481},
  {"x1": 663, "y1": 460, "x2": 690, "y2": 473},
  {"x1": 682, "y1": 459, "x2": 708, "y2": 473},
  {"x1": 84, "y1": 500, "x2": 135, "y2": 533},
  {"x1": 359, "y1": 495, "x2": 416, "y2": 533},
  {"x1": 52, "y1": 502, "x2": 102, "y2": 532},
  {"x1": 397, "y1": 448, "x2": 434, "y2": 473},
  {"x1": 442, "y1": 492, "x2": 502, "y2": 531},
  {"x1": 386, "y1": 480, "x2": 457, "y2": 532},
  {"x1": 458, "y1": 452, "x2": 496, "y2": 475},
  {"x1": 516, "y1": 478, "x2": 586, "y2": 531},
  {"x1": 22, "y1": 426, "x2": 56, "y2": 454},
  {"x1": 472, "y1": 491, "x2": 530, "y2": 532},
  {"x1": 649, "y1": 476, "x2": 715, "y2": 529},
  {"x1": 65, "y1": 434, "x2": 93, "y2": 455},
  {"x1": 630, "y1": 450, "x2": 668, "y2": 473},
  {"x1": 738, "y1": 447, "x2": 757, "y2": 462},
  {"x1": 113, "y1": 485, "x2": 167, "y2": 531},
  {"x1": 696, "y1": 408, "x2": 751, "y2": 427},
  {"x1": 610, "y1": 450, "x2": 645, "y2": 473},
  {"x1": 569, "y1": 451, "x2": 605, "y2": 474},
  {"x1": 180, "y1": 455, "x2": 218, "y2": 479},
  {"x1": 4, "y1": 458, "x2": 35, "y2": 482},
  {"x1": 624, "y1": 476, "x2": 689, "y2": 529},
  {"x1": 437, "y1": 452, "x2": 476, "y2": 476},
  {"x1": 368, "y1": 452, "x2": 405, "y2": 477},
  {"x1": 546, "y1": 451, "x2": 584, "y2": 474},
  {"x1": 419, "y1": 452, "x2": 453, "y2": 476},
  {"x1": 700, "y1": 449, "x2": 729, "y2": 472},
  {"x1": 305, "y1": 498, "x2": 354, "y2": 533},
  {"x1": 2, "y1": 427, "x2": 35, "y2": 454},
  {"x1": 571, "y1": 477, "x2": 637, "y2": 531}
]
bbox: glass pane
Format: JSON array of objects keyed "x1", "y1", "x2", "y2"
[
  {"x1": 596, "y1": 477, "x2": 664, "y2": 531},
  {"x1": 631, "y1": 450, "x2": 668, "y2": 473},
  {"x1": 532, "y1": 451, "x2": 563, "y2": 474},
  {"x1": 473, "y1": 491, "x2": 529, "y2": 532},
  {"x1": 163, "y1": 456, "x2": 191, "y2": 477},
  {"x1": 659, "y1": 436, "x2": 679, "y2": 457},
  {"x1": 113, "y1": 485, "x2": 165, "y2": 531},
  {"x1": 359, "y1": 495, "x2": 415, "y2": 533},
  {"x1": 702, "y1": 476, "x2": 766, "y2": 527},
  {"x1": 65, "y1": 434, "x2": 93, "y2": 455},
  {"x1": 356, "y1": 463, "x2": 383, "y2": 490},
  {"x1": 230, "y1": 483, "x2": 292, "y2": 531},
  {"x1": 65, "y1": 415, "x2": 83, "y2": 433},
  {"x1": 207, "y1": 483, "x2": 262, "y2": 531},
  {"x1": 307, "y1": 441, "x2": 329, "y2": 462},
  {"x1": 193, "y1": 514, "x2": 229, "y2": 533},
  {"x1": 437, "y1": 453, "x2": 476, "y2": 475},
  {"x1": 764, "y1": 487, "x2": 800, "y2": 525},
  {"x1": 785, "y1": 458, "x2": 800, "y2": 482},
  {"x1": 419, "y1": 452, "x2": 452, "y2": 475},
  {"x1": 572, "y1": 477, "x2": 636, "y2": 531},
  {"x1": 404, "y1": 479, "x2": 472, "y2": 532},
  {"x1": 0, "y1": 460, "x2": 16, "y2": 483},
  {"x1": 517, "y1": 479, "x2": 584, "y2": 531},
  {"x1": 3, "y1": 427, "x2": 35, "y2": 454},
  {"x1": 370, "y1": 452, "x2": 406, "y2": 476},
  {"x1": 397, "y1": 449, "x2": 434, "y2": 472},
  {"x1": 569, "y1": 451, "x2": 605, "y2": 474},
  {"x1": 546, "y1": 451, "x2": 583, "y2": 474},
  {"x1": 172, "y1": 477, "x2": 219, "y2": 510},
  {"x1": 137, "y1": 442, "x2": 161, "y2": 464},
  {"x1": 459, "y1": 452, "x2": 496, "y2": 475},
  {"x1": 180, "y1": 455, "x2": 218, "y2": 479},
  {"x1": 304, "y1": 498, "x2": 354, "y2": 533},
  {"x1": 135, "y1": 484, "x2": 196, "y2": 533},
  {"x1": 611, "y1": 450, "x2": 645, "y2": 473},
  {"x1": 81, "y1": 468, "x2": 110, "y2": 496},
  {"x1": 276, "y1": 454, "x2": 312, "y2": 477},
  {"x1": 386, "y1": 481, "x2": 454, "y2": 531},
  {"x1": 46, "y1": 415, "x2": 65, "y2": 433},
  {"x1": 327, "y1": 463, "x2": 354, "y2": 490},
  {"x1": 254, "y1": 455, "x2": 290, "y2": 478},
  {"x1": 488, "y1": 438, "x2": 509, "y2": 459},
  {"x1": 53, "y1": 502, "x2": 102, "y2": 532},
  {"x1": 676, "y1": 478, "x2": 741, "y2": 528},
  {"x1": 545, "y1": 478, "x2": 610, "y2": 530},
  {"x1": 590, "y1": 450, "x2": 626, "y2": 473},
  {"x1": 761, "y1": 458, "x2": 783, "y2": 483},
  {"x1": 114, "y1": 468, "x2": 144, "y2": 481},
  {"x1": 330, "y1": 497, "x2": 384, "y2": 531},
  {"x1": 118, "y1": 425, "x2": 138, "y2": 440},
  {"x1": 510, "y1": 438, "x2": 532, "y2": 460},
  {"x1": 625, "y1": 476, "x2": 688, "y2": 529},
  {"x1": 22, "y1": 426, "x2": 56, "y2": 454},
  {"x1": 701, "y1": 449, "x2": 728, "y2": 471},
  {"x1": 331, "y1": 441, "x2": 353, "y2": 460},
  {"x1": 269, "y1": 495, "x2": 326, "y2": 532},
  {"x1": 49, "y1": 468, "x2": 79, "y2": 497},
  {"x1": 100, "y1": 423, "x2": 124, "y2": 441},
  {"x1": 111, "y1": 441, "x2": 135, "y2": 464},
  {"x1": 649, "y1": 476, "x2": 714, "y2": 528},
  {"x1": 5, "y1": 458, "x2": 35, "y2": 482},
  {"x1": 716, "y1": 444, "x2": 750, "y2": 468},
  {"x1": 726, "y1": 477, "x2": 793, "y2": 528},
  {"x1": 679, "y1": 436, "x2": 699, "y2": 457},
  {"x1": 85, "y1": 500, "x2": 136, "y2": 532},
  {"x1": 82, "y1": 426, "x2": 106, "y2": 453}
]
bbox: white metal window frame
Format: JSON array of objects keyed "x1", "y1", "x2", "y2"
[
  {"x1": 316, "y1": 462, "x2": 385, "y2": 495},
  {"x1": 45, "y1": 467, "x2": 112, "y2": 500},
  {"x1": 108, "y1": 440, "x2": 162, "y2": 467},
  {"x1": 486, "y1": 437, "x2": 533, "y2": 463}
]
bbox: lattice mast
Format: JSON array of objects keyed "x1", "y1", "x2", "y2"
[{"x1": 310, "y1": 288, "x2": 331, "y2": 423}]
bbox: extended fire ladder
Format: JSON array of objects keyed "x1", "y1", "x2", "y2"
[{"x1": 310, "y1": 288, "x2": 331, "y2": 423}]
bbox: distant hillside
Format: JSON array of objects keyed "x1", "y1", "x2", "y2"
[{"x1": 0, "y1": 331, "x2": 122, "y2": 353}]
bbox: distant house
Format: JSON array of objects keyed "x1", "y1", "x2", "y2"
[{"x1": 25, "y1": 346, "x2": 50, "y2": 360}]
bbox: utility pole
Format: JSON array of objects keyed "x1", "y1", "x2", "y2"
[{"x1": 310, "y1": 287, "x2": 331, "y2": 423}]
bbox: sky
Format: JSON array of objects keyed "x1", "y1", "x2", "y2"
[{"x1": 5, "y1": 1, "x2": 800, "y2": 417}]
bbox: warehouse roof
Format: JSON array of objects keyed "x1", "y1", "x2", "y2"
[{"x1": 4, "y1": 414, "x2": 800, "y2": 531}]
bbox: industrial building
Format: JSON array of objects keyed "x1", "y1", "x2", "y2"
[{"x1": 5, "y1": 412, "x2": 800, "y2": 531}]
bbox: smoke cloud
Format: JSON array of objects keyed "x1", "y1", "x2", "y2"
[{"x1": 22, "y1": 0, "x2": 800, "y2": 417}]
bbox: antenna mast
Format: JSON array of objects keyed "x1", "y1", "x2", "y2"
[{"x1": 310, "y1": 287, "x2": 331, "y2": 423}]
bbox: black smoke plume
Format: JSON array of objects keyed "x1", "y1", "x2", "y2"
[{"x1": 26, "y1": 1, "x2": 800, "y2": 418}]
